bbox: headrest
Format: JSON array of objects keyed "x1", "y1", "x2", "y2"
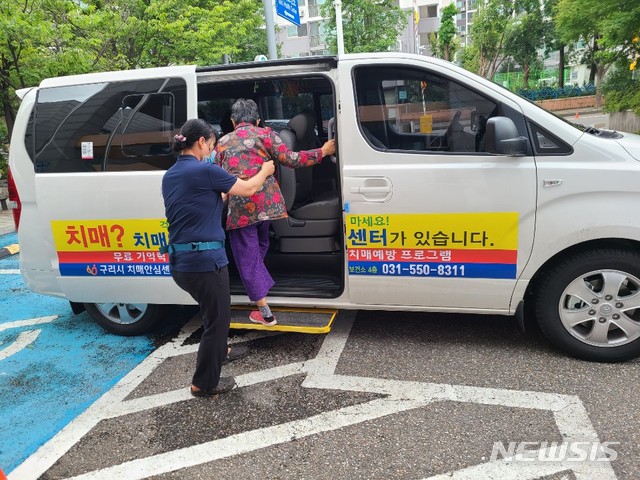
[{"x1": 287, "y1": 112, "x2": 315, "y2": 142}]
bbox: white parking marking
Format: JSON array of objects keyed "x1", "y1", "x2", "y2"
[
  {"x1": 424, "y1": 454, "x2": 613, "y2": 480},
  {"x1": 0, "y1": 330, "x2": 41, "y2": 360},
  {"x1": 10, "y1": 312, "x2": 617, "y2": 480},
  {"x1": 0, "y1": 269, "x2": 20, "y2": 275},
  {"x1": 0, "y1": 315, "x2": 58, "y2": 332}
]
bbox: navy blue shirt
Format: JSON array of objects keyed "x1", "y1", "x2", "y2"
[{"x1": 162, "y1": 155, "x2": 237, "y2": 272}]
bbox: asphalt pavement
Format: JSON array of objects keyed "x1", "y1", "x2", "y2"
[{"x1": 10, "y1": 310, "x2": 639, "y2": 479}]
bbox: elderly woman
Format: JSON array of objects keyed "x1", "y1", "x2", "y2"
[{"x1": 217, "y1": 99, "x2": 335, "y2": 326}]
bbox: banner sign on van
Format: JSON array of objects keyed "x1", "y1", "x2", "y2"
[
  {"x1": 345, "y1": 212, "x2": 518, "y2": 279},
  {"x1": 51, "y1": 219, "x2": 170, "y2": 277}
]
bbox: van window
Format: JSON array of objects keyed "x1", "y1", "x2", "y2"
[
  {"x1": 198, "y1": 76, "x2": 333, "y2": 138},
  {"x1": 353, "y1": 66, "x2": 499, "y2": 154},
  {"x1": 528, "y1": 121, "x2": 572, "y2": 155},
  {"x1": 32, "y1": 78, "x2": 186, "y2": 173}
]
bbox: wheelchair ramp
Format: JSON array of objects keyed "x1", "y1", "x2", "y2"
[{"x1": 230, "y1": 307, "x2": 337, "y2": 333}]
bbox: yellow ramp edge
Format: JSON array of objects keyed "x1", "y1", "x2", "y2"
[{"x1": 230, "y1": 306, "x2": 337, "y2": 334}]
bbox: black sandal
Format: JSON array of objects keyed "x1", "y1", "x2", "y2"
[
  {"x1": 190, "y1": 376, "x2": 236, "y2": 396},
  {"x1": 222, "y1": 344, "x2": 250, "y2": 365}
]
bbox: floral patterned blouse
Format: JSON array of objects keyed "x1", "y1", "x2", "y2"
[{"x1": 216, "y1": 122, "x2": 323, "y2": 230}]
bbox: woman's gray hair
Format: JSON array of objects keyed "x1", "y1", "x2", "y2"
[{"x1": 230, "y1": 98, "x2": 260, "y2": 124}]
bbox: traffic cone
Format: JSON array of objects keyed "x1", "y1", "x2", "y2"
[
  {"x1": 575, "y1": 111, "x2": 580, "y2": 119},
  {"x1": 0, "y1": 468, "x2": 7, "y2": 480}
]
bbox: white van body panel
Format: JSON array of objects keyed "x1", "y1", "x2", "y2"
[
  {"x1": 14, "y1": 66, "x2": 199, "y2": 303},
  {"x1": 337, "y1": 55, "x2": 536, "y2": 311},
  {"x1": 524, "y1": 133, "x2": 640, "y2": 273},
  {"x1": 39, "y1": 66, "x2": 198, "y2": 89}
]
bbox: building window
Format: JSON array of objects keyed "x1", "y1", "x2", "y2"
[
  {"x1": 419, "y1": 5, "x2": 438, "y2": 18},
  {"x1": 309, "y1": 21, "x2": 326, "y2": 48},
  {"x1": 287, "y1": 24, "x2": 308, "y2": 37},
  {"x1": 308, "y1": 0, "x2": 324, "y2": 17}
]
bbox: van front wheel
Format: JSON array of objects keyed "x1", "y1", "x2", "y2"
[
  {"x1": 535, "y1": 248, "x2": 640, "y2": 362},
  {"x1": 84, "y1": 302, "x2": 163, "y2": 336}
]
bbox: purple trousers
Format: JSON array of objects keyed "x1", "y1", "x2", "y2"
[{"x1": 229, "y1": 221, "x2": 275, "y2": 301}]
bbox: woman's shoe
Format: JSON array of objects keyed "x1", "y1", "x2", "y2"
[
  {"x1": 248, "y1": 310, "x2": 277, "y2": 326},
  {"x1": 190, "y1": 376, "x2": 236, "y2": 397},
  {"x1": 222, "y1": 345, "x2": 250, "y2": 365}
]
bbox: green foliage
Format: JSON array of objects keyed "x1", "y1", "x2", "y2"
[
  {"x1": 460, "y1": 44, "x2": 481, "y2": 74},
  {"x1": 555, "y1": 0, "x2": 626, "y2": 71},
  {"x1": 464, "y1": 0, "x2": 515, "y2": 78},
  {"x1": 0, "y1": 0, "x2": 267, "y2": 136},
  {"x1": 601, "y1": 63, "x2": 640, "y2": 114},
  {"x1": 321, "y1": 0, "x2": 406, "y2": 54},
  {"x1": 560, "y1": 0, "x2": 640, "y2": 61},
  {"x1": 436, "y1": 4, "x2": 457, "y2": 61},
  {"x1": 504, "y1": 0, "x2": 545, "y2": 88}
]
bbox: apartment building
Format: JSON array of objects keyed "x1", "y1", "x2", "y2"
[
  {"x1": 276, "y1": 0, "x2": 331, "y2": 58},
  {"x1": 276, "y1": 0, "x2": 467, "y2": 58}
]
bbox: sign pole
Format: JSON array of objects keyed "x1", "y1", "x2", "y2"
[{"x1": 263, "y1": 0, "x2": 278, "y2": 59}]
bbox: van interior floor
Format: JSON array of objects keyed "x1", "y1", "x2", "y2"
[
  {"x1": 230, "y1": 306, "x2": 338, "y2": 333},
  {"x1": 230, "y1": 274, "x2": 342, "y2": 298}
]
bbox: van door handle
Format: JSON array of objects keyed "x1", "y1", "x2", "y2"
[
  {"x1": 347, "y1": 177, "x2": 393, "y2": 202},
  {"x1": 350, "y1": 186, "x2": 392, "y2": 194}
]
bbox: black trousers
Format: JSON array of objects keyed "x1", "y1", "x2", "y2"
[{"x1": 171, "y1": 267, "x2": 230, "y2": 392}]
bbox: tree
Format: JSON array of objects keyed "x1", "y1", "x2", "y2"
[
  {"x1": 80, "y1": 0, "x2": 267, "y2": 68},
  {"x1": 601, "y1": 60, "x2": 640, "y2": 115},
  {"x1": 321, "y1": 0, "x2": 406, "y2": 54},
  {"x1": 461, "y1": 0, "x2": 515, "y2": 78},
  {"x1": 0, "y1": 0, "x2": 93, "y2": 135},
  {"x1": 0, "y1": 0, "x2": 267, "y2": 136},
  {"x1": 591, "y1": 0, "x2": 640, "y2": 62},
  {"x1": 504, "y1": 0, "x2": 545, "y2": 89},
  {"x1": 542, "y1": 0, "x2": 565, "y2": 88},
  {"x1": 436, "y1": 3, "x2": 458, "y2": 61},
  {"x1": 555, "y1": 0, "x2": 624, "y2": 106}
]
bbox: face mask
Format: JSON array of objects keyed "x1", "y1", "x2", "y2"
[{"x1": 203, "y1": 150, "x2": 216, "y2": 163}]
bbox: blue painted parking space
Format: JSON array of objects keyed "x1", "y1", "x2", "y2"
[{"x1": 0, "y1": 232, "x2": 155, "y2": 475}]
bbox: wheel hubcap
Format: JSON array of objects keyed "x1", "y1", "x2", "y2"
[
  {"x1": 559, "y1": 269, "x2": 640, "y2": 347},
  {"x1": 94, "y1": 303, "x2": 148, "y2": 325}
]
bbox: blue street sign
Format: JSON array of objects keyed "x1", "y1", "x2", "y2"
[{"x1": 275, "y1": 0, "x2": 300, "y2": 26}]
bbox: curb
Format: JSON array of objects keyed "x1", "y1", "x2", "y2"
[{"x1": 0, "y1": 243, "x2": 19, "y2": 259}]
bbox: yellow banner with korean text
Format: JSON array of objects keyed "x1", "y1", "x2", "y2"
[
  {"x1": 51, "y1": 219, "x2": 169, "y2": 252},
  {"x1": 345, "y1": 213, "x2": 518, "y2": 250}
]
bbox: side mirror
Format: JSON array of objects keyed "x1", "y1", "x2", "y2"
[{"x1": 485, "y1": 116, "x2": 528, "y2": 156}]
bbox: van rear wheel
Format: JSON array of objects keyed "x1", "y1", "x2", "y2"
[
  {"x1": 535, "y1": 248, "x2": 640, "y2": 362},
  {"x1": 84, "y1": 302, "x2": 163, "y2": 336}
]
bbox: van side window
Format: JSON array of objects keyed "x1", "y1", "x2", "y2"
[
  {"x1": 528, "y1": 122, "x2": 573, "y2": 155},
  {"x1": 32, "y1": 78, "x2": 186, "y2": 173},
  {"x1": 353, "y1": 66, "x2": 499, "y2": 154}
]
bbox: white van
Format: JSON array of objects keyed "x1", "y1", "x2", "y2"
[{"x1": 8, "y1": 53, "x2": 640, "y2": 362}]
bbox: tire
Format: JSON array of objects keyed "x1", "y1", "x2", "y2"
[
  {"x1": 84, "y1": 302, "x2": 164, "y2": 336},
  {"x1": 535, "y1": 248, "x2": 640, "y2": 362}
]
